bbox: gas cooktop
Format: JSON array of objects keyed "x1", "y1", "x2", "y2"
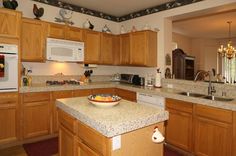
[{"x1": 46, "y1": 80, "x2": 80, "y2": 86}]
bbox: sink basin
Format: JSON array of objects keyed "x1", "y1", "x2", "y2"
[
  {"x1": 203, "y1": 96, "x2": 234, "y2": 102},
  {"x1": 178, "y1": 92, "x2": 205, "y2": 97}
]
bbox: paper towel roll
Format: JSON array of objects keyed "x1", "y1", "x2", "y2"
[{"x1": 155, "y1": 72, "x2": 161, "y2": 88}]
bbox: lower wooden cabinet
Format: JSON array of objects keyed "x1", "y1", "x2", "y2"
[
  {"x1": 22, "y1": 92, "x2": 51, "y2": 138},
  {"x1": 75, "y1": 140, "x2": 100, "y2": 156},
  {"x1": 0, "y1": 92, "x2": 18, "y2": 144},
  {"x1": 92, "y1": 88, "x2": 115, "y2": 95},
  {"x1": 165, "y1": 99, "x2": 193, "y2": 152},
  {"x1": 115, "y1": 88, "x2": 136, "y2": 102},
  {"x1": 194, "y1": 105, "x2": 233, "y2": 156},
  {"x1": 52, "y1": 90, "x2": 73, "y2": 133},
  {"x1": 73, "y1": 89, "x2": 92, "y2": 97}
]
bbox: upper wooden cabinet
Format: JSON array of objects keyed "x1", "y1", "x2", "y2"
[
  {"x1": 120, "y1": 33, "x2": 130, "y2": 65},
  {"x1": 0, "y1": 8, "x2": 21, "y2": 38},
  {"x1": 100, "y1": 33, "x2": 118, "y2": 65},
  {"x1": 130, "y1": 30, "x2": 157, "y2": 67},
  {"x1": 47, "y1": 23, "x2": 83, "y2": 42},
  {"x1": 84, "y1": 30, "x2": 101, "y2": 64},
  {"x1": 21, "y1": 18, "x2": 47, "y2": 62}
]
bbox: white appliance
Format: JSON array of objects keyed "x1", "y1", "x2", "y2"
[
  {"x1": 137, "y1": 92, "x2": 165, "y2": 109},
  {"x1": 0, "y1": 44, "x2": 18, "y2": 92},
  {"x1": 46, "y1": 38, "x2": 84, "y2": 62}
]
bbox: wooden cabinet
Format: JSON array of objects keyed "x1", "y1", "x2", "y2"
[
  {"x1": 0, "y1": 8, "x2": 21, "y2": 38},
  {"x1": 92, "y1": 88, "x2": 115, "y2": 95},
  {"x1": 165, "y1": 98, "x2": 193, "y2": 152},
  {"x1": 0, "y1": 92, "x2": 18, "y2": 144},
  {"x1": 100, "y1": 33, "x2": 118, "y2": 65},
  {"x1": 115, "y1": 88, "x2": 136, "y2": 102},
  {"x1": 76, "y1": 140, "x2": 100, "y2": 156},
  {"x1": 233, "y1": 112, "x2": 236, "y2": 156},
  {"x1": 52, "y1": 90, "x2": 73, "y2": 133},
  {"x1": 48, "y1": 23, "x2": 83, "y2": 41},
  {"x1": 21, "y1": 18, "x2": 47, "y2": 62},
  {"x1": 22, "y1": 92, "x2": 51, "y2": 138},
  {"x1": 130, "y1": 30, "x2": 157, "y2": 67},
  {"x1": 120, "y1": 33, "x2": 130, "y2": 65},
  {"x1": 194, "y1": 105, "x2": 233, "y2": 156},
  {"x1": 73, "y1": 89, "x2": 92, "y2": 97},
  {"x1": 84, "y1": 30, "x2": 101, "y2": 64}
]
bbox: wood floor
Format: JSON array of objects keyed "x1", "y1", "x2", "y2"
[{"x1": 0, "y1": 146, "x2": 58, "y2": 156}]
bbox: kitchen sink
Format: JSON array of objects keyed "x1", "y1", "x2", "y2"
[
  {"x1": 203, "y1": 96, "x2": 234, "y2": 102},
  {"x1": 178, "y1": 92, "x2": 205, "y2": 97}
]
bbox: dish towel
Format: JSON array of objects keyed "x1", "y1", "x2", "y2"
[
  {"x1": 0, "y1": 55, "x2": 4, "y2": 77},
  {"x1": 152, "y1": 126, "x2": 165, "y2": 143}
]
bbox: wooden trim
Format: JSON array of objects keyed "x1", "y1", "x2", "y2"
[
  {"x1": 233, "y1": 112, "x2": 236, "y2": 156},
  {"x1": 166, "y1": 98, "x2": 193, "y2": 113}
]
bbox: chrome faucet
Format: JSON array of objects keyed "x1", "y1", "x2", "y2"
[{"x1": 194, "y1": 71, "x2": 216, "y2": 96}]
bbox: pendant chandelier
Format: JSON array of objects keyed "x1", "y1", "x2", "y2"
[{"x1": 218, "y1": 21, "x2": 236, "y2": 59}]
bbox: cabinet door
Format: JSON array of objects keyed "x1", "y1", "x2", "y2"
[
  {"x1": 73, "y1": 89, "x2": 92, "y2": 97},
  {"x1": 115, "y1": 88, "x2": 136, "y2": 102},
  {"x1": 76, "y1": 140, "x2": 100, "y2": 156},
  {"x1": 65, "y1": 26, "x2": 83, "y2": 41},
  {"x1": 84, "y1": 30, "x2": 101, "y2": 64},
  {"x1": 48, "y1": 23, "x2": 66, "y2": 39},
  {"x1": 92, "y1": 88, "x2": 115, "y2": 95},
  {"x1": 59, "y1": 125, "x2": 76, "y2": 156},
  {"x1": 100, "y1": 33, "x2": 114, "y2": 65},
  {"x1": 130, "y1": 31, "x2": 147, "y2": 65},
  {"x1": 23, "y1": 101, "x2": 50, "y2": 138},
  {"x1": 0, "y1": 8, "x2": 21, "y2": 38},
  {"x1": 166, "y1": 108, "x2": 193, "y2": 151},
  {"x1": 52, "y1": 91, "x2": 73, "y2": 133},
  {"x1": 21, "y1": 18, "x2": 46, "y2": 62},
  {"x1": 0, "y1": 92, "x2": 18, "y2": 144},
  {"x1": 112, "y1": 35, "x2": 120, "y2": 65},
  {"x1": 194, "y1": 116, "x2": 232, "y2": 156},
  {"x1": 120, "y1": 34, "x2": 130, "y2": 65}
]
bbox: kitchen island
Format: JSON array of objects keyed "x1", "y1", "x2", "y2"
[{"x1": 56, "y1": 97, "x2": 168, "y2": 156}]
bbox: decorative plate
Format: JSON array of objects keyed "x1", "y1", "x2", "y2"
[{"x1": 88, "y1": 94, "x2": 121, "y2": 108}]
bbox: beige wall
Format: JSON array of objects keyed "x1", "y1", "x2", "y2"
[{"x1": 172, "y1": 32, "x2": 192, "y2": 54}]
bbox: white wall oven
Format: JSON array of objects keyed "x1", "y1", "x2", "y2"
[{"x1": 0, "y1": 44, "x2": 18, "y2": 92}]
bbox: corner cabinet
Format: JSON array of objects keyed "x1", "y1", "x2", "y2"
[
  {"x1": 130, "y1": 30, "x2": 157, "y2": 67},
  {"x1": 21, "y1": 18, "x2": 47, "y2": 62},
  {"x1": 0, "y1": 8, "x2": 21, "y2": 38}
]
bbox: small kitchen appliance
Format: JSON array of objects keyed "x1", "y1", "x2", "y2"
[
  {"x1": 0, "y1": 43, "x2": 18, "y2": 92},
  {"x1": 120, "y1": 74, "x2": 144, "y2": 86}
]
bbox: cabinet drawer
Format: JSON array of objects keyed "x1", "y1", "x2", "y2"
[
  {"x1": 0, "y1": 92, "x2": 18, "y2": 105},
  {"x1": 58, "y1": 109, "x2": 77, "y2": 134},
  {"x1": 195, "y1": 105, "x2": 232, "y2": 123},
  {"x1": 23, "y1": 92, "x2": 50, "y2": 103},
  {"x1": 77, "y1": 121, "x2": 107, "y2": 156},
  {"x1": 166, "y1": 98, "x2": 193, "y2": 113},
  {"x1": 92, "y1": 88, "x2": 115, "y2": 95}
]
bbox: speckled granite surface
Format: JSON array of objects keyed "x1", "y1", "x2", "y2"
[
  {"x1": 56, "y1": 97, "x2": 168, "y2": 137},
  {"x1": 20, "y1": 81, "x2": 236, "y2": 111}
]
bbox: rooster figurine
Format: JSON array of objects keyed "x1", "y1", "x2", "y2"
[{"x1": 33, "y1": 4, "x2": 44, "y2": 20}]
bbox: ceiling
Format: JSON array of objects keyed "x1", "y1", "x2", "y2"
[
  {"x1": 173, "y1": 10, "x2": 236, "y2": 39},
  {"x1": 60, "y1": 0, "x2": 174, "y2": 16}
]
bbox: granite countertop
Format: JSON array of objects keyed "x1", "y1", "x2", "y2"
[
  {"x1": 20, "y1": 82, "x2": 236, "y2": 111},
  {"x1": 56, "y1": 97, "x2": 168, "y2": 137}
]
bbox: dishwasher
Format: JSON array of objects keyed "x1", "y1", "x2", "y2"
[{"x1": 137, "y1": 92, "x2": 165, "y2": 109}]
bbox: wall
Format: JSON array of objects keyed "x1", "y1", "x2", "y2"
[
  {"x1": 172, "y1": 32, "x2": 192, "y2": 54},
  {"x1": 1, "y1": 0, "x2": 235, "y2": 77}
]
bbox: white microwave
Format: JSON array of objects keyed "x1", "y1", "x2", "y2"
[{"x1": 46, "y1": 38, "x2": 84, "y2": 62}]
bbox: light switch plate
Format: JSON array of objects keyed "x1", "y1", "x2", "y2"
[{"x1": 112, "y1": 135, "x2": 121, "y2": 151}]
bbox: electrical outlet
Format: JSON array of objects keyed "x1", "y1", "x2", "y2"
[{"x1": 112, "y1": 135, "x2": 121, "y2": 151}]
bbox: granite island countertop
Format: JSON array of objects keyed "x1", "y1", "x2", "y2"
[
  {"x1": 56, "y1": 97, "x2": 168, "y2": 137},
  {"x1": 20, "y1": 81, "x2": 236, "y2": 111}
]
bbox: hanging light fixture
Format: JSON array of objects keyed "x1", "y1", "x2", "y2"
[{"x1": 218, "y1": 21, "x2": 236, "y2": 59}]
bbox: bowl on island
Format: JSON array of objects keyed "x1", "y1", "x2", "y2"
[{"x1": 88, "y1": 94, "x2": 121, "y2": 108}]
